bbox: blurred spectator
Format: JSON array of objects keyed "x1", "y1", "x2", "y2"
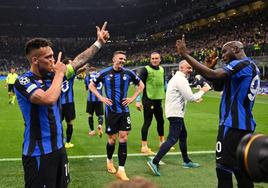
[{"x1": 0, "y1": 10, "x2": 267, "y2": 75}]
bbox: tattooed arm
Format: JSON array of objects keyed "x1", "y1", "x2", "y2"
[{"x1": 70, "y1": 21, "x2": 110, "y2": 71}]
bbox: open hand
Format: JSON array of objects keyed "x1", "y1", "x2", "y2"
[{"x1": 204, "y1": 52, "x2": 219, "y2": 69}]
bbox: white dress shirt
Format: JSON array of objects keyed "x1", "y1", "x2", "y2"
[{"x1": 165, "y1": 71, "x2": 204, "y2": 118}]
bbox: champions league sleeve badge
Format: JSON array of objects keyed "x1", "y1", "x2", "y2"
[{"x1": 19, "y1": 77, "x2": 30, "y2": 85}]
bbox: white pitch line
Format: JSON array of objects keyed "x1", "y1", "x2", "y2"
[{"x1": 0, "y1": 150, "x2": 214, "y2": 162}]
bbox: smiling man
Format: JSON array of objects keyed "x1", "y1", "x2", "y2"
[
  {"x1": 147, "y1": 60, "x2": 210, "y2": 176},
  {"x1": 89, "y1": 51, "x2": 144, "y2": 181}
]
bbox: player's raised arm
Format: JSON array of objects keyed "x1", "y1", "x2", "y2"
[
  {"x1": 70, "y1": 22, "x2": 110, "y2": 71},
  {"x1": 176, "y1": 35, "x2": 225, "y2": 79}
]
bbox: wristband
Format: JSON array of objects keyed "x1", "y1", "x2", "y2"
[
  {"x1": 136, "y1": 95, "x2": 141, "y2": 102},
  {"x1": 94, "y1": 41, "x2": 102, "y2": 49}
]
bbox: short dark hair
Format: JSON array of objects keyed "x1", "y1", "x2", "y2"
[
  {"x1": 62, "y1": 58, "x2": 72, "y2": 65},
  {"x1": 113, "y1": 51, "x2": 126, "y2": 57},
  {"x1": 25, "y1": 38, "x2": 53, "y2": 55}
]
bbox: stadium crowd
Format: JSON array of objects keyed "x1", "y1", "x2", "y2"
[{"x1": 0, "y1": 10, "x2": 267, "y2": 76}]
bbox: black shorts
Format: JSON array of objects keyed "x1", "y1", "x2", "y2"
[
  {"x1": 62, "y1": 103, "x2": 76, "y2": 122},
  {"x1": 8, "y1": 84, "x2": 14, "y2": 93},
  {"x1": 216, "y1": 126, "x2": 253, "y2": 167},
  {"x1": 86, "y1": 101, "x2": 103, "y2": 116},
  {"x1": 22, "y1": 147, "x2": 70, "y2": 188},
  {"x1": 105, "y1": 110, "x2": 131, "y2": 135}
]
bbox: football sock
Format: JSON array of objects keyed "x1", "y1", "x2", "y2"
[
  {"x1": 106, "y1": 142, "x2": 115, "y2": 160},
  {"x1": 88, "y1": 116, "x2": 94, "y2": 131},
  {"x1": 66, "y1": 123, "x2": 73, "y2": 143},
  {"x1": 118, "y1": 142, "x2": 127, "y2": 166},
  {"x1": 216, "y1": 167, "x2": 233, "y2": 188},
  {"x1": 98, "y1": 116, "x2": 103, "y2": 126}
]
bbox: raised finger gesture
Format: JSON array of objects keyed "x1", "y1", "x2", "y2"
[
  {"x1": 56, "y1": 51, "x2": 62, "y2": 64},
  {"x1": 176, "y1": 34, "x2": 189, "y2": 55},
  {"x1": 53, "y1": 51, "x2": 66, "y2": 75},
  {"x1": 96, "y1": 21, "x2": 110, "y2": 44}
]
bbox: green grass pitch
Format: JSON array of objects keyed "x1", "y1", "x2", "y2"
[{"x1": 0, "y1": 80, "x2": 267, "y2": 188}]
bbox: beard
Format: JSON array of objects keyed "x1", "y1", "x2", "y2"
[
  {"x1": 37, "y1": 64, "x2": 54, "y2": 79},
  {"x1": 226, "y1": 53, "x2": 237, "y2": 64}
]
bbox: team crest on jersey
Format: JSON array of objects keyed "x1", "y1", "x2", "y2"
[
  {"x1": 123, "y1": 74, "x2": 127, "y2": 80},
  {"x1": 19, "y1": 77, "x2": 30, "y2": 85},
  {"x1": 109, "y1": 74, "x2": 113, "y2": 78}
]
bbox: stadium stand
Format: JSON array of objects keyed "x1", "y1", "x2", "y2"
[{"x1": 0, "y1": 0, "x2": 267, "y2": 79}]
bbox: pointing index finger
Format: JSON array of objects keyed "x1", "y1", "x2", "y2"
[
  {"x1": 57, "y1": 51, "x2": 62, "y2": 63},
  {"x1": 101, "y1": 21, "x2": 107, "y2": 31}
]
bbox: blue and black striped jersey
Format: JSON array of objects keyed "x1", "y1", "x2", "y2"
[
  {"x1": 14, "y1": 71, "x2": 65, "y2": 157},
  {"x1": 85, "y1": 72, "x2": 102, "y2": 102},
  {"x1": 93, "y1": 66, "x2": 140, "y2": 113},
  {"x1": 61, "y1": 75, "x2": 75, "y2": 104},
  {"x1": 219, "y1": 57, "x2": 260, "y2": 131}
]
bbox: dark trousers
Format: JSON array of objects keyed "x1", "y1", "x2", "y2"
[
  {"x1": 141, "y1": 100, "x2": 164, "y2": 141},
  {"x1": 153, "y1": 117, "x2": 190, "y2": 164}
]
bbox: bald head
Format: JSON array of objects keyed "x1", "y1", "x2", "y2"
[
  {"x1": 179, "y1": 60, "x2": 189, "y2": 69},
  {"x1": 179, "y1": 60, "x2": 192, "y2": 75}
]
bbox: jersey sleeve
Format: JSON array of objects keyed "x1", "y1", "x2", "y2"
[
  {"x1": 92, "y1": 72, "x2": 102, "y2": 86},
  {"x1": 128, "y1": 70, "x2": 141, "y2": 85},
  {"x1": 223, "y1": 60, "x2": 251, "y2": 76},
  {"x1": 136, "y1": 67, "x2": 147, "y2": 83},
  {"x1": 14, "y1": 76, "x2": 40, "y2": 100}
]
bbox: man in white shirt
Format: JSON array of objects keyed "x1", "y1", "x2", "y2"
[{"x1": 147, "y1": 60, "x2": 211, "y2": 176}]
